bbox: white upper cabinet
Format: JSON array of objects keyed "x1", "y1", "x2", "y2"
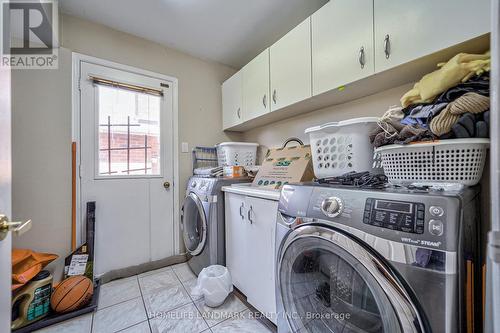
[
  {"x1": 312, "y1": 0, "x2": 374, "y2": 96},
  {"x1": 242, "y1": 49, "x2": 270, "y2": 121},
  {"x1": 222, "y1": 71, "x2": 243, "y2": 130},
  {"x1": 222, "y1": 0, "x2": 490, "y2": 131},
  {"x1": 374, "y1": 0, "x2": 491, "y2": 72},
  {"x1": 270, "y1": 17, "x2": 312, "y2": 111}
]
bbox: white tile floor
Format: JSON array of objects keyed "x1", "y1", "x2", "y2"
[{"x1": 34, "y1": 263, "x2": 274, "y2": 333}]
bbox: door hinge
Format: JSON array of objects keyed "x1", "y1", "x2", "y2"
[{"x1": 78, "y1": 77, "x2": 82, "y2": 91}]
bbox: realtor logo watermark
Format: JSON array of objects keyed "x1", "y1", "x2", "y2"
[{"x1": 1, "y1": 0, "x2": 58, "y2": 69}]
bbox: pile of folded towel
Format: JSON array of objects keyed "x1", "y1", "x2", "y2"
[
  {"x1": 194, "y1": 166, "x2": 223, "y2": 177},
  {"x1": 371, "y1": 51, "x2": 491, "y2": 148}
]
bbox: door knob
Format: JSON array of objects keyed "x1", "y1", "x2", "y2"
[
  {"x1": 163, "y1": 181, "x2": 171, "y2": 189},
  {"x1": 0, "y1": 215, "x2": 32, "y2": 241}
]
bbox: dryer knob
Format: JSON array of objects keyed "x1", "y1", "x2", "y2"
[{"x1": 321, "y1": 197, "x2": 344, "y2": 218}]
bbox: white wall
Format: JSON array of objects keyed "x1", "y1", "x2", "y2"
[
  {"x1": 12, "y1": 14, "x2": 241, "y2": 280},
  {"x1": 243, "y1": 83, "x2": 414, "y2": 157}
]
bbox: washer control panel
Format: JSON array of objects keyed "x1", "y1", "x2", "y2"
[
  {"x1": 187, "y1": 178, "x2": 214, "y2": 195},
  {"x1": 321, "y1": 197, "x2": 344, "y2": 218},
  {"x1": 364, "y1": 198, "x2": 428, "y2": 234}
]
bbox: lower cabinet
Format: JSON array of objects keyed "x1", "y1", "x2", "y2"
[{"x1": 224, "y1": 192, "x2": 278, "y2": 323}]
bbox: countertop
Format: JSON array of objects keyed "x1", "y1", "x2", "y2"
[{"x1": 221, "y1": 183, "x2": 281, "y2": 201}]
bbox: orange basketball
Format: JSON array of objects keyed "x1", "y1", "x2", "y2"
[{"x1": 50, "y1": 276, "x2": 94, "y2": 313}]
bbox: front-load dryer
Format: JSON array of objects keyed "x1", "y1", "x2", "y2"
[
  {"x1": 275, "y1": 183, "x2": 482, "y2": 333},
  {"x1": 181, "y1": 176, "x2": 249, "y2": 275}
]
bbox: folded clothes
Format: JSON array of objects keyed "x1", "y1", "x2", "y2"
[
  {"x1": 370, "y1": 118, "x2": 435, "y2": 148},
  {"x1": 430, "y1": 92, "x2": 490, "y2": 136},
  {"x1": 400, "y1": 102, "x2": 448, "y2": 128},
  {"x1": 435, "y1": 73, "x2": 490, "y2": 103},
  {"x1": 194, "y1": 166, "x2": 223, "y2": 176},
  {"x1": 401, "y1": 51, "x2": 490, "y2": 107}
]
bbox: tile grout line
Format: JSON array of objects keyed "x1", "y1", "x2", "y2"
[
  {"x1": 136, "y1": 275, "x2": 153, "y2": 333},
  {"x1": 174, "y1": 271, "x2": 215, "y2": 333},
  {"x1": 90, "y1": 311, "x2": 95, "y2": 333},
  {"x1": 114, "y1": 319, "x2": 149, "y2": 333},
  {"x1": 97, "y1": 275, "x2": 143, "y2": 311},
  {"x1": 175, "y1": 269, "x2": 213, "y2": 332},
  {"x1": 138, "y1": 266, "x2": 174, "y2": 279},
  {"x1": 207, "y1": 306, "x2": 249, "y2": 330},
  {"x1": 97, "y1": 295, "x2": 143, "y2": 312},
  {"x1": 141, "y1": 269, "x2": 198, "y2": 330}
]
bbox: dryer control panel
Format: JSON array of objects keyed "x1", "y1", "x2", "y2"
[{"x1": 364, "y1": 198, "x2": 425, "y2": 234}]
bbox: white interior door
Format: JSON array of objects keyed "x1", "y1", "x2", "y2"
[
  {"x1": 0, "y1": 58, "x2": 12, "y2": 333},
  {"x1": 79, "y1": 61, "x2": 175, "y2": 276}
]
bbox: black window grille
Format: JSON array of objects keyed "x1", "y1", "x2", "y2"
[{"x1": 99, "y1": 115, "x2": 153, "y2": 175}]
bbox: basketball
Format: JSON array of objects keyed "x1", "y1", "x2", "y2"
[{"x1": 50, "y1": 276, "x2": 94, "y2": 313}]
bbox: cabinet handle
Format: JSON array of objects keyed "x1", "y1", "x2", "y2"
[
  {"x1": 247, "y1": 206, "x2": 253, "y2": 224},
  {"x1": 239, "y1": 202, "x2": 244, "y2": 220},
  {"x1": 359, "y1": 46, "x2": 365, "y2": 69},
  {"x1": 262, "y1": 94, "x2": 267, "y2": 109},
  {"x1": 384, "y1": 34, "x2": 391, "y2": 59},
  {"x1": 272, "y1": 89, "x2": 277, "y2": 104},
  {"x1": 237, "y1": 107, "x2": 241, "y2": 119}
]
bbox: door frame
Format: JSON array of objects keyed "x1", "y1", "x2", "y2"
[{"x1": 71, "y1": 53, "x2": 181, "y2": 255}]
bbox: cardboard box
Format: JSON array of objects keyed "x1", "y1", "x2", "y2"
[
  {"x1": 223, "y1": 166, "x2": 245, "y2": 178},
  {"x1": 252, "y1": 145, "x2": 314, "y2": 189}
]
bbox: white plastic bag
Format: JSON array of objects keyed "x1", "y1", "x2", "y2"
[{"x1": 191, "y1": 265, "x2": 233, "y2": 307}]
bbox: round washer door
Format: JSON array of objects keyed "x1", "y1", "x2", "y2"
[
  {"x1": 277, "y1": 224, "x2": 425, "y2": 333},
  {"x1": 181, "y1": 192, "x2": 207, "y2": 256}
]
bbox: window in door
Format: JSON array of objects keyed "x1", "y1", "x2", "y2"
[{"x1": 97, "y1": 85, "x2": 161, "y2": 176}]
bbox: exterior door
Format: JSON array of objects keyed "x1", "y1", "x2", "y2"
[
  {"x1": 278, "y1": 224, "x2": 425, "y2": 332},
  {"x1": 0, "y1": 58, "x2": 12, "y2": 333},
  {"x1": 79, "y1": 61, "x2": 175, "y2": 276}
]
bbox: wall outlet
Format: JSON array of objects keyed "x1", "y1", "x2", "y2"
[{"x1": 181, "y1": 142, "x2": 189, "y2": 153}]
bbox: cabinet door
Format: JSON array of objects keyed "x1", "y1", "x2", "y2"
[
  {"x1": 242, "y1": 49, "x2": 270, "y2": 121},
  {"x1": 374, "y1": 0, "x2": 491, "y2": 72},
  {"x1": 224, "y1": 193, "x2": 248, "y2": 293},
  {"x1": 222, "y1": 71, "x2": 242, "y2": 130},
  {"x1": 270, "y1": 17, "x2": 312, "y2": 111},
  {"x1": 312, "y1": 0, "x2": 374, "y2": 96},
  {"x1": 245, "y1": 196, "x2": 278, "y2": 321}
]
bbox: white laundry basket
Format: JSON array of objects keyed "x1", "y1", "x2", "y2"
[
  {"x1": 375, "y1": 139, "x2": 490, "y2": 186},
  {"x1": 305, "y1": 117, "x2": 380, "y2": 178},
  {"x1": 216, "y1": 142, "x2": 258, "y2": 167}
]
